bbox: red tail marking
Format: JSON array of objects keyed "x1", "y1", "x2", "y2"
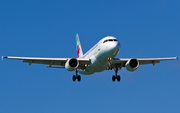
[{"x1": 77, "y1": 45, "x2": 80, "y2": 57}]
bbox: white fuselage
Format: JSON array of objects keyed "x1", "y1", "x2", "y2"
[{"x1": 79, "y1": 36, "x2": 120, "y2": 75}]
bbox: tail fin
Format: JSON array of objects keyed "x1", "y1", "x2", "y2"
[{"x1": 76, "y1": 33, "x2": 83, "y2": 58}]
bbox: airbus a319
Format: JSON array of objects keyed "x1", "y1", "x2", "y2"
[{"x1": 3, "y1": 34, "x2": 178, "y2": 82}]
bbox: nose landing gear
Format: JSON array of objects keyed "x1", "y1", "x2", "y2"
[
  {"x1": 112, "y1": 75, "x2": 121, "y2": 82},
  {"x1": 112, "y1": 65, "x2": 121, "y2": 82}
]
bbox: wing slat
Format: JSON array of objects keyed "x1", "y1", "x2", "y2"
[
  {"x1": 3, "y1": 56, "x2": 91, "y2": 68},
  {"x1": 111, "y1": 57, "x2": 178, "y2": 69}
]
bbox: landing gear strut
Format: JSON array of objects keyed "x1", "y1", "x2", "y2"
[
  {"x1": 72, "y1": 69, "x2": 81, "y2": 82},
  {"x1": 112, "y1": 65, "x2": 121, "y2": 82}
]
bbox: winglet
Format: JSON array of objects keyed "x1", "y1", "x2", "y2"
[
  {"x1": 1, "y1": 56, "x2": 8, "y2": 60},
  {"x1": 2, "y1": 56, "x2": 8, "y2": 60},
  {"x1": 176, "y1": 56, "x2": 178, "y2": 61}
]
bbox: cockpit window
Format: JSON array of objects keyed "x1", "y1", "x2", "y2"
[
  {"x1": 103, "y1": 39, "x2": 118, "y2": 43},
  {"x1": 104, "y1": 40, "x2": 108, "y2": 43}
]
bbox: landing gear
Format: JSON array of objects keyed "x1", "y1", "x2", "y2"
[
  {"x1": 112, "y1": 75, "x2": 121, "y2": 82},
  {"x1": 112, "y1": 65, "x2": 121, "y2": 82},
  {"x1": 72, "y1": 69, "x2": 81, "y2": 82}
]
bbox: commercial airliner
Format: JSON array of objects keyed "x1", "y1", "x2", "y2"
[{"x1": 3, "y1": 34, "x2": 178, "y2": 82}]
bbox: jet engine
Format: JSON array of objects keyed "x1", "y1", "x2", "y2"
[
  {"x1": 65, "y1": 58, "x2": 79, "y2": 71},
  {"x1": 125, "y1": 58, "x2": 139, "y2": 72}
]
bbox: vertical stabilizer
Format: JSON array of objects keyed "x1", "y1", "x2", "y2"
[{"x1": 76, "y1": 33, "x2": 83, "y2": 58}]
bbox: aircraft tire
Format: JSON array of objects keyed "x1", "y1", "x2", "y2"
[
  {"x1": 77, "y1": 75, "x2": 81, "y2": 82},
  {"x1": 73, "y1": 75, "x2": 76, "y2": 81},
  {"x1": 112, "y1": 75, "x2": 116, "y2": 82},
  {"x1": 117, "y1": 75, "x2": 120, "y2": 82}
]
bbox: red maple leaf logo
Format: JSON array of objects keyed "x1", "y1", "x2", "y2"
[{"x1": 77, "y1": 45, "x2": 80, "y2": 58}]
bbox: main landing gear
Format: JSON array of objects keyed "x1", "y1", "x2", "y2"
[
  {"x1": 112, "y1": 65, "x2": 121, "y2": 82},
  {"x1": 72, "y1": 69, "x2": 81, "y2": 82}
]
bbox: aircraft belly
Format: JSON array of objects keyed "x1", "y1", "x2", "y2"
[
  {"x1": 85, "y1": 55, "x2": 108, "y2": 72},
  {"x1": 79, "y1": 70, "x2": 94, "y2": 75}
]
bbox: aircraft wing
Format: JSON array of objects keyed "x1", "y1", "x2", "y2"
[
  {"x1": 111, "y1": 57, "x2": 178, "y2": 69},
  {"x1": 3, "y1": 56, "x2": 90, "y2": 69}
]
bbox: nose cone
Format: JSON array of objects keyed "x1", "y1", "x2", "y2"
[
  {"x1": 110, "y1": 41, "x2": 120, "y2": 50},
  {"x1": 108, "y1": 41, "x2": 120, "y2": 55}
]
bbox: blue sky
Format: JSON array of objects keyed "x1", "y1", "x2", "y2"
[{"x1": 0, "y1": 0, "x2": 180, "y2": 113}]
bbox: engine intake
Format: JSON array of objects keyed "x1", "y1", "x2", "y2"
[
  {"x1": 125, "y1": 58, "x2": 139, "y2": 72},
  {"x1": 65, "y1": 58, "x2": 79, "y2": 71}
]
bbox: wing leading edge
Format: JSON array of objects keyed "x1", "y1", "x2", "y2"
[
  {"x1": 112, "y1": 57, "x2": 178, "y2": 69},
  {"x1": 3, "y1": 56, "x2": 90, "y2": 69}
]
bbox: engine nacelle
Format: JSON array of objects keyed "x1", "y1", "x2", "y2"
[
  {"x1": 65, "y1": 58, "x2": 79, "y2": 71},
  {"x1": 125, "y1": 58, "x2": 139, "y2": 72}
]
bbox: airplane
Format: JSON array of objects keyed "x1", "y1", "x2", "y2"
[{"x1": 2, "y1": 34, "x2": 178, "y2": 82}]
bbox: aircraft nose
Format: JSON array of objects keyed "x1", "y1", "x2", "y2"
[
  {"x1": 110, "y1": 42, "x2": 120, "y2": 51},
  {"x1": 107, "y1": 41, "x2": 120, "y2": 55}
]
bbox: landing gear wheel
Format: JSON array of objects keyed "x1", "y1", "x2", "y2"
[
  {"x1": 77, "y1": 75, "x2": 81, "y2": 82},
  {"x1": 117, "y1": 75, "x2": 120, "y2": 82},
  {"x1": 112, "y1": 75, "x2": 116, "y2": 82},
  {"x1": 72, "y1": 75, "x2": 76, "y2": 82}
]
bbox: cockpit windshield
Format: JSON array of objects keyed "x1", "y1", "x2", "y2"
[{"x1": 103, "y1": 39, "x2": 118, "y2": 43}]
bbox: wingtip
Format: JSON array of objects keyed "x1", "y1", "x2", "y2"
[
  {"x1": 176, "y1": 56, "x2": 178, "y2": 61},
  {"x1": 2, "y1": 56, "x2": 8, "y2": 60}
]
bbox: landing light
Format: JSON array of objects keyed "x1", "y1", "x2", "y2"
[
  {"x1": 108, "y1": 57, "x2": 112, "y2": 60},
  {"x1": 85, "y1": 64, "x2": 89, "y2": 67}
]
